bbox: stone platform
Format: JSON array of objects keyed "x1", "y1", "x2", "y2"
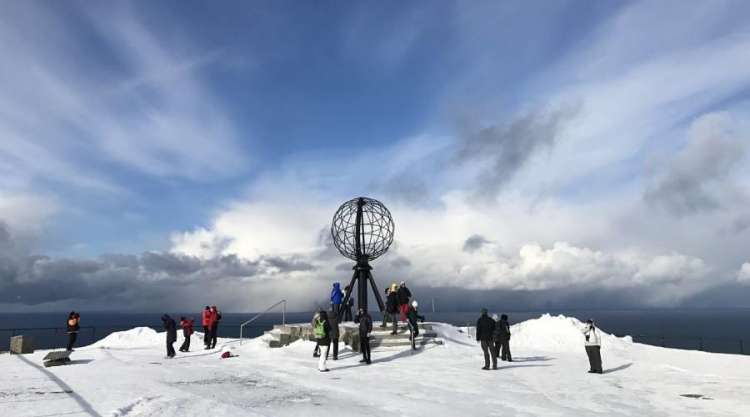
[{"x1": 264, "y1": 322, "x2": 443, "y2": 351}]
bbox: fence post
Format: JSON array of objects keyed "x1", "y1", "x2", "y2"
[
  {"x1": 660, "y1": 336, "x2": 665, "y2": 347},
  {"x1": 699, "y1": 337, "x2": 704, "y2": 351}
]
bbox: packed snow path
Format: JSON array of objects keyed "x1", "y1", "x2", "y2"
[{"x1": 2, "y1": 315, "x2": 750, "y2": 417}]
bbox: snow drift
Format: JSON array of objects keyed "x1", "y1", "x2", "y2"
[
  {"x1": 510, "y1": 314, "x2": 633, "y2": 353},
  {"x1": 89, "y1": 327, "x2": 165, "y2": 349}
]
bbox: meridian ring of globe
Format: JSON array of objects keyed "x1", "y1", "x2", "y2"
[{"x1": 331, "y1": 197, "x2": 394, "y2": 262}]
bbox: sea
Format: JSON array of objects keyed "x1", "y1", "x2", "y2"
[{"x1": 2, "y1": 309, "x2": 748, "y2": 355}]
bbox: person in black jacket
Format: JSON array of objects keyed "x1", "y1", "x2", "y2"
[
  {"x1": 343, "y1": 285, "x2": 354, "y2": 322},
  {"x1": 407, "y1": 301, "x2": 425, "y2": 337},
  {"x1": 380, "y1": 287, "x2": 392, "y2": 328},
  {"x1": 397, "y1": 281, "x2": 412, "y2": 322},
  {"x1": 386, "y1": 283, "x2": 399, "y2": 335},
  {"x1": 162, "y1": 314, "x2": 177, "y2": 358},
  {"x1": 66, "y1": 311, "x2": 80, "y2": 351},
  {"x1": 495, "y1": 314, "x2": 512, "y2": 362},
  {"x1": 476, "y1": 308, "x2": 496, "y2": 370},
  {"x1": 354, "y1": 308, "x2": 373, "y2": 364},
  {"x1": 327, "y1": 308, "x2": 340, "y2": 360}
]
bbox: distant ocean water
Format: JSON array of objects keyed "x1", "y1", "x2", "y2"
[{"x1": 2, "y1": 309, "x2": 748, "y2": 354}]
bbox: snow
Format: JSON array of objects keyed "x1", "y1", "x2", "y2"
[{"x1": 2, "y1": 314, "x2": 750, "y2": 417}]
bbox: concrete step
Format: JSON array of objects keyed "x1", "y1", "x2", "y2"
[
  {"x1": 372, "y1": 338, "x2": 444, "y2": 348},
  {"x1": 369, "y1": 331, "x2": 438, "y2": 340}
]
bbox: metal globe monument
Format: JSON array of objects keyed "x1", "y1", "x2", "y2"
[{"x1": 331, "y1": 196, "x2": 394, "y2": 316}]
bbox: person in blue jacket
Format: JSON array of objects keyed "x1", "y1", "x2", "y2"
[{"x1": 330, "y1": 282, "x2": 344, "y2": 317}]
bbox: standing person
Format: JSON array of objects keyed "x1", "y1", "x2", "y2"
[
  {"x1": 343, "y1": 285, "x2": 354, "y2": 322},
  {"x1": 311, "y1": 310, "x2": 321, "y2": 357},
  {"x1": 66, "y1": 311, "x2": 80, "y2": 351},
  {"x1": 201, "y1": 306, "x2": 212, "y2": 350},
  {"x1": 330, "y1": 282, "x2": 343, "y2": 317},
  {"x1": 476, "y1": 308, "x2": 497, "y2": 370},
  {"x1": 179, "y1": 317, "x2": 194, "y2": 352},
  {"x1": 162, "y1": 314, "x2": 177, "y2": 358},
  {"x1": 209, "y1": 306, "x2": 222, "y2": 349},
  {"x1": 583, "y1": 319, "x2": 603, "y2": 374},
  {"x1": 386, "y1": 283, "x2": 399, "y2": 335},
  {"x1": 407, "y1": 301, "x2": 425, "y2": 349},
  {"x1": 327, "y1": 307, "x2": 340, "y2": 360},
  {"x1": 495, "y1": 314, "x2": 512, "y2": 362},
  {"x1": 380, "y1": 287, "x2": 392, "y2": 328},
  {"x1": 397, "y1": 281, "x2": 412, "y2": 322},
  {"x1": 355, "y1": 307, "x2": 373, "y2": 364},
  {"x1": 491, "y1": 314, "x2": 501, "y2": 359},
  {"x1": 313, "y1": 310, "x2": 332, "y2": 372}
]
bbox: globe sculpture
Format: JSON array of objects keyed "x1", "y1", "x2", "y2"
[{"x1": 331, "y1": 197, "x2": 394, "y2": 316}]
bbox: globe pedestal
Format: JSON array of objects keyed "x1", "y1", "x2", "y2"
[{"x1": 339, "y1": 258, "x2": 385, "y2": 317}]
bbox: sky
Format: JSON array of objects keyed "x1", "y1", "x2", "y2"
[{"x1": 2, "y1": 0, "x2": 750, "y2": 313}]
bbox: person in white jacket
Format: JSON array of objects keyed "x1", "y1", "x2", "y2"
[{"x1": 582, "y1": 319, "x2": 603, "y2": 374}]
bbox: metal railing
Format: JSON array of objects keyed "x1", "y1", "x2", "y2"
[
  {"x1": 0, "y1": 325, "x2": 126, "y2": 351},
  {"x1": 239, "y1": 299, "x2": 287, "y2": 345}
]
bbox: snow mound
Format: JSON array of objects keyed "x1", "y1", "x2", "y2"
[
  {"x1": 89, "y1": 327, "x2": 163, "y2": 349},
  {"x1": 511, "y1": 314, "x2": 632, "y2": 353}
]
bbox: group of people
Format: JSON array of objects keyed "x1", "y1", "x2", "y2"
[
  {"x1": 311, "y1": 305, "x2": 375, "y2": 372},
  {"x1": 475, "y1": 309, "x2": 513, "y2": 370},
  {"x1": 201, "y1": 305, "x2": 222, "y2": 350},
  {"x1": 384, "y1": 281, "x2": 413, "y2": 334},
  {"x1": 311, "y1": 280, "x2": 425, "y2": 372},
  {"x1": 476, "y1": 309, "x2": 604, "y2": 374},
  {"x1": 158, "y1": 305, "x2": 221, "y2": 358}
]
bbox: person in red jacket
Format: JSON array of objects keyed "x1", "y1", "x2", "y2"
[
  {"x1": 209, "y1": 305, "x2": 222, "y2": 349},
  {"x1": 201, "y1": 306, "x2": 213, "y2": 350},
  {"x1": 179, "y1": 317, "x2": 194, "y2": 352}
]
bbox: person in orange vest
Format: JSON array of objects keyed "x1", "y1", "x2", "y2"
[{"x1": 202, "y1": 306, "x2": 213, "y2": 350}]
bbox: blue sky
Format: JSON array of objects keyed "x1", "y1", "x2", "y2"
[{"x1": 2, "y1": 1, "x2": 750, "y2": 312}]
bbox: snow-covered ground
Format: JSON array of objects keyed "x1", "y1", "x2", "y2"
[{"x1": 2, "y1": 314, "x2": 749, "y2": 417}]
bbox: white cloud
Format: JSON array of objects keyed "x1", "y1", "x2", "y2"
[{"x1": 738, "y1": 263, "x2": 750, "y2": 284}]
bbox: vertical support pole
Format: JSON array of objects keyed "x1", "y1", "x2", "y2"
[
  {"x1": 367, "y1": 269, "x2": 385, "y2": 311},
  {"x1": 357, "y1": 262, "x2": 368, "y2": 312},
  {"x1": 338, "y1": 269, "x2": 358, "y2": 321},
  {"x1": 432, "y1": 298, "x2": 436, "y2": 313},
  {"x1": 282, "y1": 300, "x2": 286, "y2": 327},
  {"x1": 699, "y1": 337, "x2": 704, "y2": 351}
]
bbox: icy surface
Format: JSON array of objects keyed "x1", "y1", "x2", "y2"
[{"x1": 2, "y1": 314, "x2": 749, "y2": 417}]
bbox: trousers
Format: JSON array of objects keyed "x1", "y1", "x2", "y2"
[{"x1": 585, "y1": 345, "x2": 603, "y2": 373}]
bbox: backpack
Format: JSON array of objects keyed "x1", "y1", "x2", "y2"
[{"x1": 313, "y1": 318, "x2": 326, "y2": 339}]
